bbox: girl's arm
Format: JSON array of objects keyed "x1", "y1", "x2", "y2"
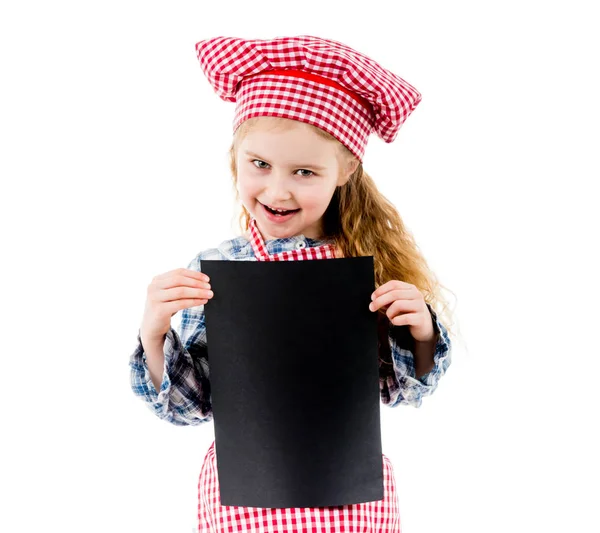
[
  {"x1": 379, "y1": 303, "x2": 452, "y2": 408},
  {"x1": 129, "y1": 255, "x2": 213, "y2": 426}
]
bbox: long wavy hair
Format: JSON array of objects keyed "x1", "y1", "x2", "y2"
[{"x1": 228, "y1": 116, "x2": 458, "y2": 371}]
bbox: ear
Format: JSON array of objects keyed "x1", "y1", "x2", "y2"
[{"x1": 337, "y1": 158, "x2": 360, "y2": 186}]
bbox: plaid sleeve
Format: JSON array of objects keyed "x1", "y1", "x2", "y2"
[
  {"x1": 128, "y1": 254, "x2": 213, "y2": 426},
  {"x1": 380, "y1": 303, "x2": 452, "y2": 408}
]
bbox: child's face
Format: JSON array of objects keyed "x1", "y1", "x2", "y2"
[{"x1": 236, "y1": 119, "x2": 349, "y2": 241}]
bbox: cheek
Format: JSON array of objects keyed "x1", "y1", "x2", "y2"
[
  {"x1": 236, "y1": 174, "x2": 258, "y2": 197},
  {"x1": 300, "y1": 189, "x2": 332, "y2": 210}
]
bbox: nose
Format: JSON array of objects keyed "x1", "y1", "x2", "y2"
[{"x1": 264, "y1": 172, "x2": 293, "y2": 203}]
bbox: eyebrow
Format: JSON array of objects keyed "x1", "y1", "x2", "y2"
[{"x1": 243, "y1": 150, "x2": 328, "y2": 171}]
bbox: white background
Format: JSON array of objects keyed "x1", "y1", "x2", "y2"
[{"x1": 2, "y1": 1, "x2": 598, "y2": 532}]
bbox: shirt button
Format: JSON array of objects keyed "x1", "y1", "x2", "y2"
[{"x1": 296, "y1": 240, "x2": 306, "y2": 249}]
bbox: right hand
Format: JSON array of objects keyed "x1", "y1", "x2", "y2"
[{"x1": 140, "y1": 267, "x2": 213, "y2": 344}]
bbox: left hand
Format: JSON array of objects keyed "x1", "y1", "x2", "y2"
[{"x1": 369, "y1": 280, "x2": 435, "y2": 343}]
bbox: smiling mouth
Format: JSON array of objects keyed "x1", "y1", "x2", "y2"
[{"x1": 262, "y1": 203, "x2": 300, "y2": 215}]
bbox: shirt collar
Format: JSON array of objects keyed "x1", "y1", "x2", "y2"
[{"x1": 247, "y1": 216, "x2": 337, "y2": 260}]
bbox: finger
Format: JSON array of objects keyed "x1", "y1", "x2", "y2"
[
  {"x1": 390, "y1": 313, "x2": 413, "y2": 326},
  {"x1": 154, "y1": 274, "x2": 212, "y2": 292},
  {"x1": 370, "y1": 289, "x2": 414, "y2": 311},
  {"x1": 386, "y1": 299, "x2": 419, "y2": 321},
  {"x1": 158, "y1": 285, "x2": 214, "y2": 303},
  {"x1": 370, "y1": 292, "x2": 394, "y2": 311},
  {"x1": 372, "y1": 281, "x2": 412, "y2": 300},
  {"x1": 154, "y1": 267, "x2": 210, "y2": 283},
  {"x1": 184, "y1": 268, "x2": 210, "y2": 283},
  {"x1": 166, "y1": 298, "x2": 210, "y2": 315}
]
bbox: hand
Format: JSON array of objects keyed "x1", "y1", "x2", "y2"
[
  {"x1": 368, "y1": 280, "x2": 435, "y2": 343},
  {"x1": 140, "y1": 268, "x2": 214, "y2": 344}
]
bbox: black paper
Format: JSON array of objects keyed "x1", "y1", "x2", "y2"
[{"x1": 201, "y1": 256, "x2": 383, "y2": 508}]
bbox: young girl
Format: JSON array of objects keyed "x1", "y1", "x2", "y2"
[{"x1": 129, "y1": 35, "x2": 454, "y2": 533}]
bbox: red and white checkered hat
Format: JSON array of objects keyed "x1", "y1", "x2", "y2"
[{"x1": 195, "y1": 35, "x2": 422, "y2": 162}]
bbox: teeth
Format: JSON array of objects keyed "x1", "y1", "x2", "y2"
[{"x1": 267, "y1": 205, "x2": 290, "y2": 213}]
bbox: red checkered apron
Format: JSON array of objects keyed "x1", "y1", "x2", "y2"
[{"x1": 197, "y1": 218, "x2": 402, "y2": 532}]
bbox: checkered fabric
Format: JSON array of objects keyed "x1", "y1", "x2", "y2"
[
  {"x1": 248, "y1": 216, "x2": 337, "y2": 260},
  {"x1": 197, "y1": 440, "x2": 401, "y2": 533},
  {"x1": 195, "y1": 35, "x2": 422, "y2": 161}
]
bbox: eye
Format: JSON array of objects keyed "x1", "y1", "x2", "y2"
[
  {"x1": 251, "y1": 159, "x2": 314, "y2": 177},
  {"x1": 252, "y1": 159, "x2": 269, "y2": 169},
  {"x1": 296, "y1": 169, "x2": 314, "y2": 177}
]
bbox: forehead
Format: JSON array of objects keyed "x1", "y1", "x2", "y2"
[{"x1": 240, "y1": 120, "x2": 339, "y2": 163}]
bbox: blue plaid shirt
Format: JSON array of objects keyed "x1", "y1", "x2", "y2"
[{"x1": 129, "y1": 233, "x2": 452, "y2": 426}]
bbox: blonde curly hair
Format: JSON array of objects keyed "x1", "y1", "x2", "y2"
[{"x1": 228, "y1": 116, "x2": 458, "y2": 367}]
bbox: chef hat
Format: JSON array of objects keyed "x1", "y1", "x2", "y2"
[{"x1": 195, "y1": 35, "x2": 422, "y2": 162}]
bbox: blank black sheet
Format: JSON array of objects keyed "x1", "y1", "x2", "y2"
[{"x1": 201, "y1": 256, "x2": 383, "y2": 508}]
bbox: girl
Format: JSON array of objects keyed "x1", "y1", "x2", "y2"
[{"x1": 129, "y1": 35, "x2": 454, "y2": 533}]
